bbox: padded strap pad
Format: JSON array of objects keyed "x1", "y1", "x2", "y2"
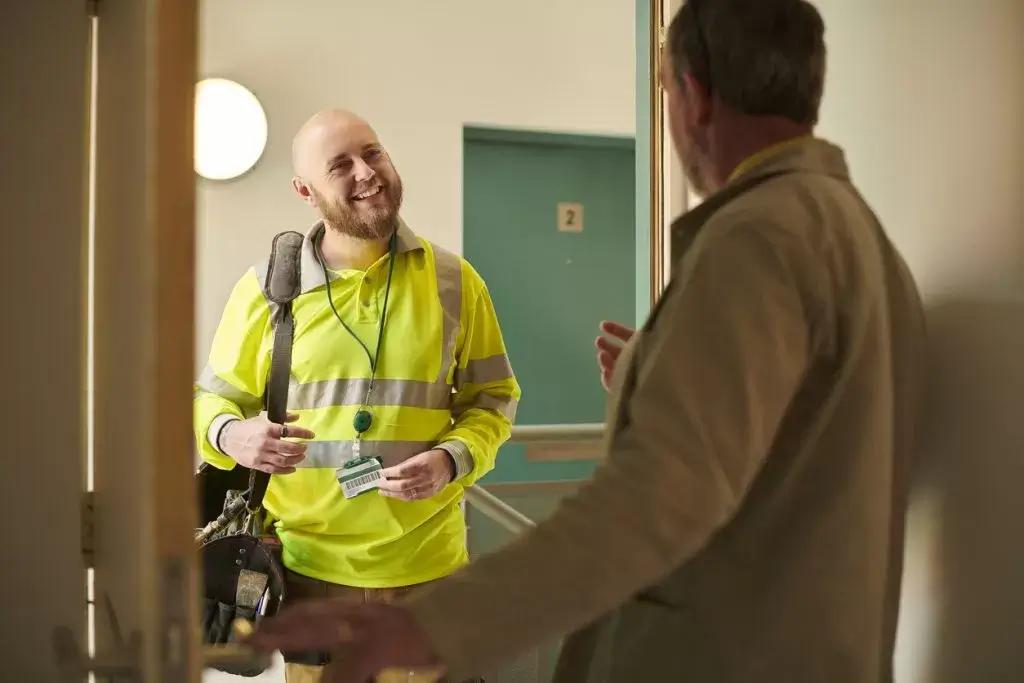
[{"x1": 264, "y1": 231, "x2": 305, "y2": 304}]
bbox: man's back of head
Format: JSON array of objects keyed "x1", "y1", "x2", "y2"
[
  {"x1": 664, "y1": 0, "x2": 828, "y2": 193},
  {"x1": 667, "y1": 0, "x2": 827, "y2": 125}
]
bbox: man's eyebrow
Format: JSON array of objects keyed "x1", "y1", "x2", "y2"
[
  {"x1": 326, "y1": 152, "x2": 349, "y2": 168},
  {"x1": 327, "y1": 144, "x2": 381, "y2": 167}
]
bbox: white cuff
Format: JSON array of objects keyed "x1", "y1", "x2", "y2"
[{"x1": 207, "y1": 414, "x2": 241, "y2": 455}]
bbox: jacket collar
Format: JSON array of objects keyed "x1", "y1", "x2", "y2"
[
  {"x1": 726, "y1": 134, "x2": 814, "y2": 184},
  {"x1": 298, "y1": 217, "x2": 423, "y2": 294},
  {"x1": 669, "y1": 137, "x2": 850, "y2": 265},
  {"x1": 729, "y1": 136, "x2": 850, "y2": 186}
]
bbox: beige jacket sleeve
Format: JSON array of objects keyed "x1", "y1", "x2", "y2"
[{"x1": 408, "y1": 217, "x2": 819, "y2": 680}]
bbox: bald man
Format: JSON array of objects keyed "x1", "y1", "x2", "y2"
[{"x1": 193, "y1": 109, "x2": 520, "y2": 683}]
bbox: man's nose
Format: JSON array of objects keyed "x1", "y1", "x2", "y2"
[{"x1": 352, "y1": 158, "x2": 376, "y2": 182}]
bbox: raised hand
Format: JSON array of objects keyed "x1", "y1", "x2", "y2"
[{"x1": 594, "y1": 320, "x2": 635, "y2": 391}]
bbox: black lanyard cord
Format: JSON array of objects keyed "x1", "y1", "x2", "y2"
[{"x1": 317, "y1": 230, "x2": 398, "y2": 388}]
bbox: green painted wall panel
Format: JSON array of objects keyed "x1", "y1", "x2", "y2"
[{"x1": 463, "y1": 129, "x2": 636, "y2": 484}]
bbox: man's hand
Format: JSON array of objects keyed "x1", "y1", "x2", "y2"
[
  {"x1": 220, "y1": 412, "x2": 315, "y2": 474},
  {"x1": 378, "y1": 449, "x2": 455, "y2": 502},
  {"x1": 248, "y1": 602, "x2": 443, "y2": 683},
  {"x1": 594, "y1": 320, "x2": 635, "y2": 391}
]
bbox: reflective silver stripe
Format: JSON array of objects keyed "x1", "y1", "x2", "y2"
[
  {"x1": 289, "y1": 377, "x2": 453, "y2": 411},
  {"x1": 196, "y1": 365, "x2": 263, "y2": 413},
  {"x1": 456, "y1": 353, "x2": 514, "y2": 388},
  {"x1": 432, "y1": 245, "x2": 463, "y2": 384},
  {"x1": 393, "y1": 219, "x2": 423, "y2": 254},
  {"x1": 453, "y1": 393, "x2": 518, "y2": 421},
  {"x1": 300, "y1": 439, "x2": 435, "y2": 469},
  {"x1": 253, "y1": 260, "x2": 270, "y2": 296},
  {"x1": 436, "y1": 439, "x2": 474, "y2": 481}
]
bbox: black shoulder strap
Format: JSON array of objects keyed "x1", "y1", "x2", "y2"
[{"x1": 247, "y1": 230, "x2": 305, "y2": 513}]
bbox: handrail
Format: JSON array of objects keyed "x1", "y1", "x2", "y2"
[
  {"x1": 464, "y1": 486, "x2": 536, "y2": 534},
  {"x1": 510, "y1": 422, "x2": 605, "y2": 443},
  {"x1": 464, "y1": 423, "x2": 606, "y2": 535}
]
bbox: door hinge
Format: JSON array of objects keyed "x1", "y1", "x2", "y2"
[{"x1": 82, "y1": 491, "x2": 95, "y2": 568}]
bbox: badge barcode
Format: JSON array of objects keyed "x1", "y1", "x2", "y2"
[{"x1": 348, "y1": 472, "x2": 380, "y2": 488}]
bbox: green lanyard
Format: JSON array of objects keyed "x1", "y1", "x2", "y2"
[{"x1": 316, "y1": 229, "x2": 398, "y2": 439}]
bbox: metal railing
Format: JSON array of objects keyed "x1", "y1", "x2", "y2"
[
  {"x1": 465, "y1": 422, "x2": 606, "y2": 683},
  {"x1": 464, "y1": 422, "x2": 605, "y2": 535},
  {"x1": 509, "y1": 422, "x2": 605, "y2": 443},
  {"x1": 464, "y1": 486, "x2": 537, "y2": 534}
]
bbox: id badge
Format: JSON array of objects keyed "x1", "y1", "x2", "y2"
[{"x1": 337, "y1": 455, "x2": 384, "y2": 499}]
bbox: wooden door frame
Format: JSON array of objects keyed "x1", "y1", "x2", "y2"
[
  {"x1": 90, "y1": 0, "x2": 200, "y2": 680},
  {"x1": 2, "y1": 3, "x2": 91, "y2": 680},
  {"x1": 1, "y1": 0, "x2": 201, "y2": 679},
  {"x1": 636, "y1": 0, "x2": 671, "y2": 324}
]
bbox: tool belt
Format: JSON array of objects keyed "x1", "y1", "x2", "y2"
[{"x1": 196, "y1": 470, "x2": 289, "y2": 675}]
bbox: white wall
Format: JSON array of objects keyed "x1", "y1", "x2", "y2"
[
  {"x1": 196, "y1": 0, "x2": 636, "y2": 364},
  {"x1": 814, "y1": 0, "x2": 1024, "y2": 298},
  {"x1": 912, "y1": 295, "x2": 1024, "y2": 683},
  {"x1": 805, "y1": 3, "x2": 1024, "y2": 682}
]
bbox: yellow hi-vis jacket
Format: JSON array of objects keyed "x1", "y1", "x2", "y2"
[{"x1": 194, "y1": 220, "x2": 520, "y2": 588}]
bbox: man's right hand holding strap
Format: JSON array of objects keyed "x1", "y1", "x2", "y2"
[{"x1": 218, "y1": 412, "x2": 315, "y2": 475}]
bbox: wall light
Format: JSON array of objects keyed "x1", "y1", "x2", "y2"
[{"x1": 194, "y1": 78, "x2": 268, "y2": 181}]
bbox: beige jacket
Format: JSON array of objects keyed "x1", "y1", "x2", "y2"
[{"x1": 409, "y1": 138, "x2": 926, "y2": 683}]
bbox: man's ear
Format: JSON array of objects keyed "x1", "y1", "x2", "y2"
[
  {"x1": 292, "y1": 177, "x2": 316, "y2": 206},
  {"x1": 680, "y1": 71, "x2": 713, "y2": 126}
]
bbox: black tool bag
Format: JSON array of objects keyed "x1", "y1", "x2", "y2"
[{"x1": 195, "y1": 230, "x2": 305, "y2": 676}]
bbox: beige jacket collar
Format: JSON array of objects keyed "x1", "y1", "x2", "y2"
[{"x1": 669, "y1": 138, "x2": 851, "y2": 265}]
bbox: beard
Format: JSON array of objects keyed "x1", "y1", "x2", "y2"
[{"x1": 313, "y1": 175, "x2": 404, "y2": 240}]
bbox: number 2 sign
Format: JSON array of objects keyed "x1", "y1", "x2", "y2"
[{"x1": 557, "y1": 202, "x2": 584, "y2": 233}]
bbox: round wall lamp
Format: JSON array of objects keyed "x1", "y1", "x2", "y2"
[{"x1": 194, "y1": 78, "x2": 268, "y2": 181}]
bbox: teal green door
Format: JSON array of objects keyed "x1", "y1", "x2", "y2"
[{"x1": 463, "y1": 126, "x2": 636, "y2": 484}]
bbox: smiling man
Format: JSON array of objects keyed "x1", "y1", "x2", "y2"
[{"x1": 193, "y1": 109, "x2": 519, "y2": 683}]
